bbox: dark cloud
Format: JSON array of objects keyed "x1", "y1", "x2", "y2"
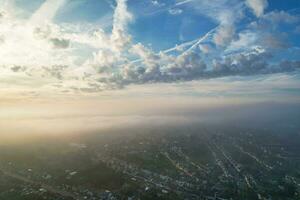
[
  {"x1": 0, "y1": 35, "x2": 4, "y2": 44},
  {"x1": 11, "y1": 66, "x2": 22, "y2": 72},
  {"x1": 41, "y1": 65, "x2": 68, "y2": 80},
  {"x1": 96, "y1": 48, "x2": 300, "y2": 88},
  {"x1": 210, "y1": 51, "x2": 300, "y2": 76},
  {"x1": 50, "y1": 38, "x2": 70, "y2": 49}
]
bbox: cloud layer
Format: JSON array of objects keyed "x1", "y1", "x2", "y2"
[{"x1": 0, "y1": 0, "x2": 299, "y2": 93}]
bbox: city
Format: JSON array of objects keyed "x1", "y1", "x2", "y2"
[{"x1": 1, "y1": 124, "x2": 299, "y2": 200}]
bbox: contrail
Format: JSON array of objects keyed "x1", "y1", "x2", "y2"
[
  {"x1": 163, "y1": 39, "x2": 199, "y2": 54},
  {"x1": 181, "y1": 26, "x2": 217, "y2": 55},
  {"x1": 129, "y1": 26, "x2": 217, "y2": 64},
  {"x1": 175, "y1": 0, "x2": 195, "y2": 6},
  {"x1": 146, "y1": 0, "x2": 195, "y2": 16}
]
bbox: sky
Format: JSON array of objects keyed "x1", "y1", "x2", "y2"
[{"x1": 0, "y1": 0, "x2": 300, "y2": 135}]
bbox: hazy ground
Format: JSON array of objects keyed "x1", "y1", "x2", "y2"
[{"x1": 0, "y1": 102, "x2": 300, "y2": 199}]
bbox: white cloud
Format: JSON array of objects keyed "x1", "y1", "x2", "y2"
[
  {"x1": 0, "y1": 20, "x2": 72, "y2": 68},
  {"x1": 213, "y1": 24, "x2": 235, "y2": 46},
  {"x1": 199, "y1": 44, "x2": 213, "y2": 54},
  {"x1": 89, "y1": 0, "x2": 134, "y2": 71},
  {"x1": 30, "y1": 0, "x2": 67, "y2": 24},
  {"x1": 227, "y1": 31, "x2": 258, "y2": 53},
  {"x1": 151, "y1": 0, "x2": 165, "y2": 7},
  {"x1": 246, "y1": 0, "x2": 268, "y2": 17},
  {"x1": 112, "y1": 0, "x2": 133, "y2": 33},
  {"x1": 262, "y1": 10, "x2": 299, "y2": 25}
]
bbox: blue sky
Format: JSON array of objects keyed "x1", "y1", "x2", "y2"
[
  {"x1": 51, "y1": 0, "x2": 300, "y2": 49},
  {"x1": 0, "y1": 0, "x2": 300, "y2": 102},
  {"x1": 9, "y1": 0, "x2": 300, "y2": 50}
]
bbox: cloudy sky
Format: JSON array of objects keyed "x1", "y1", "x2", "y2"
[{"x1": 0, "y1": 0, "x2": 300, "y2": 135}]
